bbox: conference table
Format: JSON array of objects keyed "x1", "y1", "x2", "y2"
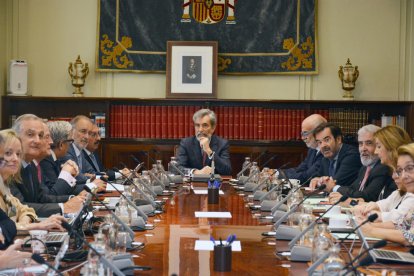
[{"x1": 120, "y1": 180, "x2": 308, "y2": 276}]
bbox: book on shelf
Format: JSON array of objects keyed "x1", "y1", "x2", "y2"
[{"x1": 90, "y1": 112, "x2": 106, "y2": 138}]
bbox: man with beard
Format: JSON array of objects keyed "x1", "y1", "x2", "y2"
[
  {"x1": 283, "y1": 114, "x2": 326, "y2": 183},
  {"x1": 309, "y1": 123, "x2": 361, "y2": 190},
  {"x1": 177, "y1": 109, "x2": 231, "y2": 175},
  {"x1": 327, "y1": 125, "x2": 397, "y2": 204}
]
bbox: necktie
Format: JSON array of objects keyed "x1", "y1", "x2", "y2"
[
  {"x1": 358, "y1": 166, "x2": 371, "y2": 191},
  {"x1": 26, "y1": 164, "x2": 35, "y2": 194},
  {"x1": 90, "y1": 153, "x2": 100, "y2": 171},
  {"x1": 328, "y1": 160, "x2": 336, "y2": 177},
  {"x1": 36, "y1": 163, "x2": 42, "y2": 183},
  {"x1": 77, "y1": 155, "x2": 83, "y2": 171},
  {"x1": 202, "y1": 151, "x2": 207, "y2": 167}
]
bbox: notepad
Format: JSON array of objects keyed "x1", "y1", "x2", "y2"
[
  {"x1": 193, "y1": 190, "x2": 224, "y2": 195},
  {"x1": 194, "y1": 240, "x2": 241, "y2": 251},
  {"x1": 194, "y1": 212, "x2": 232, "y2": 218}
]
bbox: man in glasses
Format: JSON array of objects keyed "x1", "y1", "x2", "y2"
[
  {"x1": 40, "y1": 120, "x2": 85, "y2": 195},
  {"x1": 177, "y1": 109, "x2": 231, "y2": 175},
  {"x1": 310, "y1": 123, "x2": 362, "y2": 190},
  {"x1": 282, "y1": 114, "x2": 326, "y2": 183}
]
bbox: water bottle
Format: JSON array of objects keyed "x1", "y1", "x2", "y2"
[
  {"x1": 156, "y1": 160, "x2": 168, "y2": 186},
  {"x1": 312, "y1": 223, "x2": 334, "y2": 263},
  {"x1": 322, "y1": 244, "x2": 345, "y2": 275},
  {"x1": 168, "y1": 156, "x2": 179, "y2": 175},
  {"x1": 241, "y1": 157, "x2": 251, "y2": 176},
  {"x1": 115, "y1": 197, "x2": 130, "y2": 225},
  {"x1": 86, "y1": 233, "x2": 112, "y2": 276},
  {"x1": 249, "y1": 161, "x2": 260, "y2": 183}
]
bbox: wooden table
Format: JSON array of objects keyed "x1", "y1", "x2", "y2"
[{"x1": 124, "y1": 182, "x2": 308, "y2": 275}]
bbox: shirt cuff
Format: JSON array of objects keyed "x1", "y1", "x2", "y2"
[
  {"x1": 59, "y1": 170, "x2": 77, "y2": 187},
  {"x1": 115, "y1": 172, "x2": 122, "y2": 179},
  {"x1": 332, "y1": 185, "x2": 341, "y2": 192},
  {"x1": 58, "y1": 203, "x2": 64, "y2": 214},
  {"x1": 86, "y1": 182, "x2": 97, "y2": 191}
]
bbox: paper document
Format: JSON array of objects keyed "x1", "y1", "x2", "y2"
[
  {"x1": 333, "y1": 233, "x2": 381, "y2": 241},
  {"x1": 195, "y1": 212, "x2": 232, "y2": 218},
  {"x1": 195, "y1": 240, "x2": 241, "y2": 251},
  {"x1": 106, "y1": 183, "x2": 125, "y2": 192},
  {"x1": 193, "y1": 190, "x2": 224, "y2": 195}
]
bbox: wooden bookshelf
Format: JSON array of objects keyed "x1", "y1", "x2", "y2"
[{"x1": 2, "y1": 96, "x2": 412, "y2": 174}]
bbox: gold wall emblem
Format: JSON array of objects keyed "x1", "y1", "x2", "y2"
[
  {"x1": 218, "y1": 56, "x2": 231, "y2": 71},
  {"x1": 100, "y1": 34, "x2": 134, "y2": 68},
  {"x1": 281, "y1": 36, "x2": 314, "y2": 71}
]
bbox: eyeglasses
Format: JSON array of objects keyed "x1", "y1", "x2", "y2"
[
  {"x1": 395, "y1": 164, "x2": 414, "y2": 177},
  {"x1": 0, "y1": 158, "x2": 6, "y2": 168},
  {"x1": 301, "y1": 130, "x2": 313, "y2": 137}
]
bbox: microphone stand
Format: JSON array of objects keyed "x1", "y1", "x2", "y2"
[
  {"x1": 31, "y1": 253, "x2": 63, "y2": 276},
  {"x1": 62, "y1": 221, "x2": 126, "y2": 276},
  {"x1": 236, "y1": 151, "x2": 268, "y2": 178},
  {"x1": 84, "y1": 186, "x2": 135, "y2": 240},
  {"x1": 115, "y1": 167, "x2": 158, "y2": 198},
  {"x1": 105, "y1": 180, "x2": 149, "y2": 221}
]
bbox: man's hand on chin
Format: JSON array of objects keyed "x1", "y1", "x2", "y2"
[{"x1": 193, "y1": 166, "x2": 212, "y2": 175}]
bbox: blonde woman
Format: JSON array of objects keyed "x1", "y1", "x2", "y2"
[{"x1": 0, "y1": 129, "x2": 64, "y2": 231}]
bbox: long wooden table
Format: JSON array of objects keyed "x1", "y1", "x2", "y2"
[{"x1": 125, "y1": 181, "x2": 307, "y2": 275}]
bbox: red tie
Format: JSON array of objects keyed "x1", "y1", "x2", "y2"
[
  {"x1": 36, "y1": 163, "x2": 42, "y2": 183},
  {"x1": 358, "y1": 166, "x2": 371, "y2": 191},
  {"x1": 202, "y1": 152, "x2": 207, "y2": 166}
]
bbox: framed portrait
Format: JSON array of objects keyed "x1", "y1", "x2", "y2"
[{"x1": 166, "y1": 41, "x2": 218, "y2": 99}]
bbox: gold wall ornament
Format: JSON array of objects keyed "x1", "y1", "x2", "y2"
[
  {"x1": 281, "y1": 36, "x2": 314, "y2": 71},
  {"x1": 218, "y1": 56, "x2": 231, "y2": 71},
  {"x1": 338, "y1": 58, "x2": 359, "y2": 100},
  {"x1": 100, "y1": 34, "x2": 134, "y2": 69},
  {"x1": 68, "y1": 55, "x2": 89, "y2": 97}
]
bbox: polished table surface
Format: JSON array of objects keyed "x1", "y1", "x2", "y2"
[{"x1": 125, "y1": 181, "x2": 307, "y2": 276}]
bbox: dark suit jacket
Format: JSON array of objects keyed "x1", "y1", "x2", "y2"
[
  {"x1": 0, "y1": 209, "x2": 17, "y2": 249},
  {"x1": 40, "y1": 155, "x2": 83, "y2": 196},
  {"x1": 59, "y1": 144, "x2": 94, "y2": 184},
  {"x1": 318, "y1": 143, "x2": 362, "y2": 187},
  {"x1": 337, "y1": 160, "x2": 397, "y2": 201},
  {"x1": 10, "y1": 164, "x2": 69, "y2": 217},
  {"x1": 284, "y1": 148, "x2": 323, "y2": 183},
  {"x1": 177, "y1": 135, "x2": 232, "y2": 176},
  {"x1": 83, "y1": 151, "x2": 116, "y2": 181}
]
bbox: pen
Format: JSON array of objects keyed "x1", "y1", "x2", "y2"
[
  {"x1": 210, "y1": 235, "x2": 216, "y2": 245},
  {"x1": 228, "y1": 234, "x2": 236, "y2": 246},
  {"x1": 219, "y1": 238, "x2": 223, "y2": 246}
]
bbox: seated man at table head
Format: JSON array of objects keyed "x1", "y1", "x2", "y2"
[
  {"x1": 309, "y1": 123, "x2": 362, "y2": 190},
  {"x1": 283, "y1": 114, "x2": 326, "y2": 183},
  {"x1": 177, "y1": 108, "x2": 231, "y2": 175},
  {"x1": 327, "y1": 124, "x2": 396, "y2": 205},
  {"x1": 9, "y1": 114, "x2": 85, "y2": 217}
]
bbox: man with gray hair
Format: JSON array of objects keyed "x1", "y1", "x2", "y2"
[
  {"x1": 283, "y1": 114, "x2": 327, "y2": 183},
  {"x1": 177, "y1": 108, "x2": 231, "y2": 175},
  {"x1": 327, "y1": 124, "x2": 397, "y2": 204},
  {"x1": 40, "y1": 121, "x2": 84, "y2": 195}
]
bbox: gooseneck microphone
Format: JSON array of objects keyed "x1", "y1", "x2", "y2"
[
  {"x1": 31, "y1": 253, "x2": 63, "y2": 276},
  {"x1": 114, "y1": 167, "x2": 161, "y2": 210},
  {"x1": 307, "y1": 213, "x2": 379, "y2": 275},
  {"x1": 252, "y1": 168, "x2": 279, "y2": 193},
  {"x1": 83, "y1": 186, "x2": 136, "y2": 238},
  {"x1": 102, "y1": 178, "x2": 149, "y2": 222},
  {"x1": 270, "y1": 175, "x2": 314, "y2": 213},
  {"x1": 61, "y1": 221, "x2": 126, "y2": 276},
  {"x1": 113, "y1": 167, "x2": 157, "y2": 198},
  {"x1": 131, "y1": 155, "x2": 165, "y2": 188},
  {"x1": 236, "y1": 151, "x2": 268, "y2": 178},
  {"x1": 288, "y1": 195, "x2": 349, "y2": 248},
  {"x1": 273, "y1": 184, "x2": 327, "y2": 229}
]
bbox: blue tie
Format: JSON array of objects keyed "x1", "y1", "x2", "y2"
[
  {"x1": 328, "y1": 160, "x2": 335, "y2": 177},
  {"x1": 77, "y1": 155, "x2": 83, "y2": 171}
]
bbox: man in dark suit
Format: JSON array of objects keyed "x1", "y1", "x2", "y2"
[
  {"x1": 177, "y1": 109, "x2": 231, "y2": 176},
  {"x1": 327, "y1": 125, "x2": 396, "y2": 204},
  {"x1": 40, "y1": 120, "x2": 84, "y2": 195},
  {"x1": 310, "y1": 123, "x2": 362, "y2": 189},
  {"x1": 10, "y1": 114, "x2": 85, "y2": 217},
  {"x1": 283, "y1": 114, "x2": 327, "y2": 183},
  {"x1": 0, "y1": 208, "x2": 17, "y2": 249}
]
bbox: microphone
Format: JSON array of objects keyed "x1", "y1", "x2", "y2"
[
  {"x1": 236, "y1": 151, "x2": 268, "y2": 178},
  {"x1": 61, "y1": 221, "x2": 126, "y2": 276},
  {"x1": 114, "y1": 168, "x2": 162, "y2": 211},
  {"x1": 83, "y1": 186, "x2": 136, "y2": 239},
  {"x1": 31, "y1": 253, "x2": 63, "y2": 276},
  {"x1": 273, "y1": 184, "x2": 327, "y2": 229},
  {"x1": 270, "y1": 175, "x2": 314, "y2": 214},
  {"x1": 102, "y1": 178, "x2": 149, "y2": 222},
  {"x1": 241, "y1": 155, "x2": 277, "y2": 189},
  {"x1": 252, "y1": 168, "x2": 279, "y2": 193},
  {"x1": 131, "y1": 155, "x2": 166, "y2": 188},
  {"x1": 167, "y1": 159, "x2": 186, "y2": 177},
  {"x1": 113, "y1": 167, "x2": 157, "y2": 198},
  {"x1": 307, "y1": 213, "x2": 378, "y2": 274},
  {"x1": 358, "y1": 255, "x2": 374, "y2": 267},
  {"x1": 288, "y1": 195, "x2": 349, "y2": 248},
  {"x1": 345, "y1": 239, "x2": 387, "y2": 273},
  {"x1": 254, "y1": 163, "x2": 292, "y2": 200}
]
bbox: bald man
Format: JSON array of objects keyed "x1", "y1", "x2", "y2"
[{"x1": 282, "y1": 114, "x2": 327, "y2": 183}]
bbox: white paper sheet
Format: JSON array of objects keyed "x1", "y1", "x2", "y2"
[
  {"x1": 333, "y1": 233, "x2": 381, "y2": 241},
  {"x1": 304, "y1": 198, "x2": 328, "y2": 205},
  {"x1": 194, "y1": 240, "x2": 241, "y2": 251},
  {"x1": 106, "y1": 183, "x2": 125, "y2": 192},
  {"x1": 193, "y1": 190, "x2": 224, "y2": 195},
  {"x1": 194, "y1": 212, "x2": 232, "y2": 218}
]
